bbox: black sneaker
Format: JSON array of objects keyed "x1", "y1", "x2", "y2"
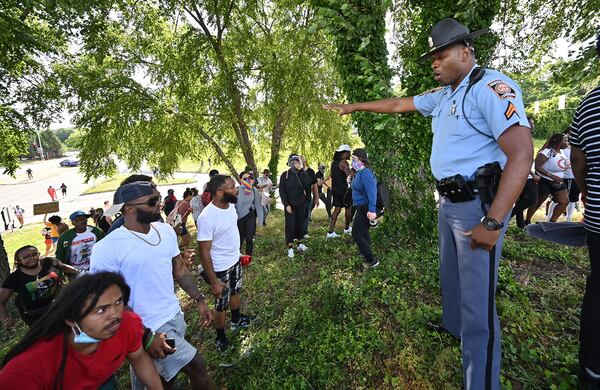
[
  {"x1": 215, "y1": 337, "x2": 233, "y2": 353},
  {"x1": 367, "y1": 259, "x2": 379, "y2": 268},
  {"x1": 230, "y1": 315, "x2": 251, "y2": 331}
]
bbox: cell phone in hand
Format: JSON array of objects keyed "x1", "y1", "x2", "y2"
[{"x1": 165, "y1": 338, "x2": 176, "y2": 350}]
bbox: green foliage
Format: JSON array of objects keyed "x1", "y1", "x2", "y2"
[
  {"x1": 527, "y1": 96, "x2": 582, "y2": 140},
  {"x1": 39, "y1": 129, "x2": 64, "y2": 158},
  {"x1": 53, "y1": 127, "x2": 75, "y2": 143},
  {"x1": 314, "y1": 0, "x2": 500, "y2": 239}
]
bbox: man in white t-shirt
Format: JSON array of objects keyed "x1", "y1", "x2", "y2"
[
  {"x1": 197, "y1": 175, "x2": 252, "y2": 353},
  {"x1": 90, "y1": 181, "x2": 214, "y2": 389}
]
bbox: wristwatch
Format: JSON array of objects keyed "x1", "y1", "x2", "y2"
[
  {"x1": 481, "y1": 216, "x2": 504, "y2": 231},
  {"x1": 194, "y1": 294, "x2": 206, "y2": 304}
]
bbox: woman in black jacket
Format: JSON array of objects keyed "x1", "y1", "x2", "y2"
[{"x1": 279, "y1": 154, "x2": 312, "y2": 258}]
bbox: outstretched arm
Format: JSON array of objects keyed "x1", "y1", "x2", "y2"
[{"x1": 323, "y1": 97, "x2": 417, "y2": 115}]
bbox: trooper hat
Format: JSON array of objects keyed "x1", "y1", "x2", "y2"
[
  {"x1": 104, "y1": 181, "x2": 156, "y2": 217},
  {"x1": 419, "y1": 18, "x2": 489, "y2": 61}
]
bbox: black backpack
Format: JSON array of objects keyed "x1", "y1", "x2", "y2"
[{"x1": 376, "y1": 181, "x2": 390, "y2": 217}]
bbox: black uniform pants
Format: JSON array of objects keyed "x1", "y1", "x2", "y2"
[
  {"x1": 237, "y1": 210, "x2": 256, "y2": 256},
  {"x1": 512, "y1": 179, "x2": 538, "y2": 227},
  {"x1": 581, "y1": 231, "x2": 600, "y2": 374},
  {"x1": 285, "y1": 202, "x2": 306, "y2": 245},
  {"x1": 351, "y1": 205, "x2": 374, "y2": 263}
]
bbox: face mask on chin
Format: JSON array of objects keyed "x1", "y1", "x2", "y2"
[{"x1": 72, "y1": 322, "x2": 101, "y2": 344}]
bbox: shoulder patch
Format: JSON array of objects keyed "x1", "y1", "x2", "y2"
[
  {"x1": 487, "y1": 80, "x2": 516, "y2": 100},
  {"x1": 504, "y1": 101, "x2": 518, "y2": 120},
  {"x1": 417, "y1": 87, "x2": 443, "y2": 96}
]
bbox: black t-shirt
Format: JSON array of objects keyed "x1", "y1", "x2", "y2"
[
  {"x1": 305, "y1": 168, "x2": 317, "y2": 201},
  {"x1": 316, "y1": 170, "x2": 325, "y2": 194},
  {"x1": 1, "y1": 259, "x2": 60, "y2": 323},
  {"x1": 97, "y1": 215, "x2": 111, "y2": 233}
]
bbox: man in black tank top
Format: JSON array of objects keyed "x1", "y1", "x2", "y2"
[{"x1": 327, "y1": 144, "x2": 353, "y2": 238}]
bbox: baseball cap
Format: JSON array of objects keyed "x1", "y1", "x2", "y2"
[
  {"x1": 69, "y1": 210, "x2": 91, "y2": 221},
  {"x1": 104, "y1": 181, "x2": 156, "y2": 217},
  {"x1": 336, "y1": 144, "x2": 351, "y2": 152}
]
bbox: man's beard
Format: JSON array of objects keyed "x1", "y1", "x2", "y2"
[
  {"x1": 136, "y1": 208, "x2": 161, "y2": 224},
  {"x1": 223, "y1": 193, "x2": 238, "y2": 204}
]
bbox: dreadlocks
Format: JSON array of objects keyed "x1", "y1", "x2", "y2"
[
  {"x1": 1, "y1": 272, "x2": 130, "y2": 390},
  {"x1": 13, "y1": 245, "x2": 37, "y2": 270},
  {"x1": 540, "y1": 133, "x2": 565, "y2": 154}
]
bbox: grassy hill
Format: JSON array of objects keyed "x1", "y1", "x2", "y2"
[{"x1": 1, "y1": 208, "x2": 586, "y2": 389}]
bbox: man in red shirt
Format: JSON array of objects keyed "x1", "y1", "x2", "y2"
[{"x1": 0, "y1": 272, "x2": 162, "y2": 389}]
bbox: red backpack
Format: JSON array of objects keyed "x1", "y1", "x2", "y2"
[{"x1": 200, "y1": 190, "x2": 212, "y2": 207}]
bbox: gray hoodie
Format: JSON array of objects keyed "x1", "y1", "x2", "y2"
[{"x1": 235, "y1": 187, "x2": 265, "y2": 225}]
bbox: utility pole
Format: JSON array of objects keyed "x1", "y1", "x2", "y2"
[{"x1": 36, "y1": 130, "x2": 45, "y2": 160}]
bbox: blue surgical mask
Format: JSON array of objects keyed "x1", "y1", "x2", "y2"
[
  {"x1": 72, "y1": 322, "x2": 101, "y2": 344},
  {"x1": 351, "y1": 159, "x2": 365, "y2": 171}
]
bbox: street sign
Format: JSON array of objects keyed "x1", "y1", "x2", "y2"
[{"x1": 33, "y1": 201, "x2": 59, "y2": 215}]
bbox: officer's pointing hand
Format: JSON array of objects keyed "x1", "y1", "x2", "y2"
[
  {"x1": 323, "y1": 103, "x2": 353, "y2": 116},
  {"x1": 464, "y1": 224, "x2": 501, "y2": 252}
]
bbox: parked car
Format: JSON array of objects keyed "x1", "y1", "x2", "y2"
[{"x1": 59, "y1": 159, "x2": 79, "y2": 167}]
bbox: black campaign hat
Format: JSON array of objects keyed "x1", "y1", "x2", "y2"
[{"x1": 419, "y1": 18, "x2": 489, "y2": 61}]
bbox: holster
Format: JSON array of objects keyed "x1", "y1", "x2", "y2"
[
  {"x1": 436, "y1": 175, "x2": 475, "y2": 203},
  {"x1": 474, "y1": 161, "x2": 502, "y2": 204}
]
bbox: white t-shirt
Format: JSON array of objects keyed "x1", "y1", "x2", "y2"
[
  {"x1": 196, "y1": 203, "x2": 240, "y2": 272},
  {"x1": 538, "y1": 148, "x2": 570, "y2": 180},
  {"x1": 562, "y1": 147, "x2": 574, "y2": 179},
  {"x1": 257, "y1": 176, "x2": 273, "y2": 206},
  {"x1": 90, "y1": 222, "x2": 181, "y2": 330},
  {"x1": 69, "y1": 229, "x2": 98, "y2": 271}
]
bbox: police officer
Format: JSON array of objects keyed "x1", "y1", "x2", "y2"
[{"x1": 325, "y1": 18, "x2": 533, "y2": 390}]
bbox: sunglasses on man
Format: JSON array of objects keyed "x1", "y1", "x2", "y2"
[{"x1": 126, "y1": 195, "x2": 162, "y2": 207}]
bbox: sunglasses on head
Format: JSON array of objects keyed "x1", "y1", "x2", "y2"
[{"x1": 127, "y1": 195, "x2": 162, "y2": 207}]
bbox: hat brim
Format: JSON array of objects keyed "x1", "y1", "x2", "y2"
[
  {"x1": 104, "y1": 203, "x2": 124, "y2": 217},
  {"x1": 418, "y1": 28, "x2": 489, "y2": 62},
  {"x1": 70, "y1": 213, "x2": 92, "y2": 221}
]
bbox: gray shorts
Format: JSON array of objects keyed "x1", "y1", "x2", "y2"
[{"x1": 130, "y1": 312, "x2": 197, "y2": 387}]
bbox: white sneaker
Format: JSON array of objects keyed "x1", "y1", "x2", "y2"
[
  {"x1": 288, "y1": 248, "x2": 294, "y2": 258},
  {"x1": 326, "y1": 232, "x2": 340, "y2": 238},
  {"x1": 298, "y1": 243, "x2": 307, "y2": 252},
  {"x1": 303, "y1": 234, "x2": 310, "y2": 239},
  {"x1": 343, "y1": 227, "x2": 352, "y2": 234}
]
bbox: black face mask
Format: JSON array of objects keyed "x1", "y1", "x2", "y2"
[
  {"x1": 223, "y1": 192, "x2": 238, "y2": 204},
  {"x1": 136, "y1": 208, "x2": 161, "y2": 224}
]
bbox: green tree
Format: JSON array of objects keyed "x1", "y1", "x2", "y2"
[
  {"x1": 58, "y1": 0, "x2": 349, "y2": 182},
  {"x1": 313, "y1": 0, "x2": 500, "y2": 238},
  {"x1": 39, "y1": 129, "x2": 64, "y2": 158}
]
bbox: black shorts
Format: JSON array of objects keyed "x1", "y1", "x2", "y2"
[
  {"x1": 199, "y1": 260, "x2": 242, "y2": 312},
  {"x1": 565, "y1": 178, "x2": 581, "y2": 202},
  {"x1": 332, "y1": 188, "x2": 351, "y2": 208},
  {"x1": 538, "y1": 177, "x2": 566, "y2": 197}
]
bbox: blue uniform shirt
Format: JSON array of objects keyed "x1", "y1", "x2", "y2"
[{"x1": 413, "y1": 66, "x2": 529, "y2": 181}]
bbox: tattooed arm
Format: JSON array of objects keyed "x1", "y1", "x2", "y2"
[{"x1": 172, "y1": 255, "x2": 212, "y2": 327}]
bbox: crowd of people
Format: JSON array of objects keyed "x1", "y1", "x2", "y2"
[{"x1": 0, "y1": 16, "x2": 598, "y2": 390}]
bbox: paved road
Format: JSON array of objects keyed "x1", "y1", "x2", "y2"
[{"x1": 0, "y1": 159, "x2": 209, "y2": 233}]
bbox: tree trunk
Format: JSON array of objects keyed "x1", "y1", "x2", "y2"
[
  {"x1": 197, "y1": 126, "x2": 240, "y2": 181},
  {"x1": 267, "y1": 108, "x2": 289, "y2": 185},
  {"x1": 0, "y1": 234, "x2": 9, "y2": 284}
]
